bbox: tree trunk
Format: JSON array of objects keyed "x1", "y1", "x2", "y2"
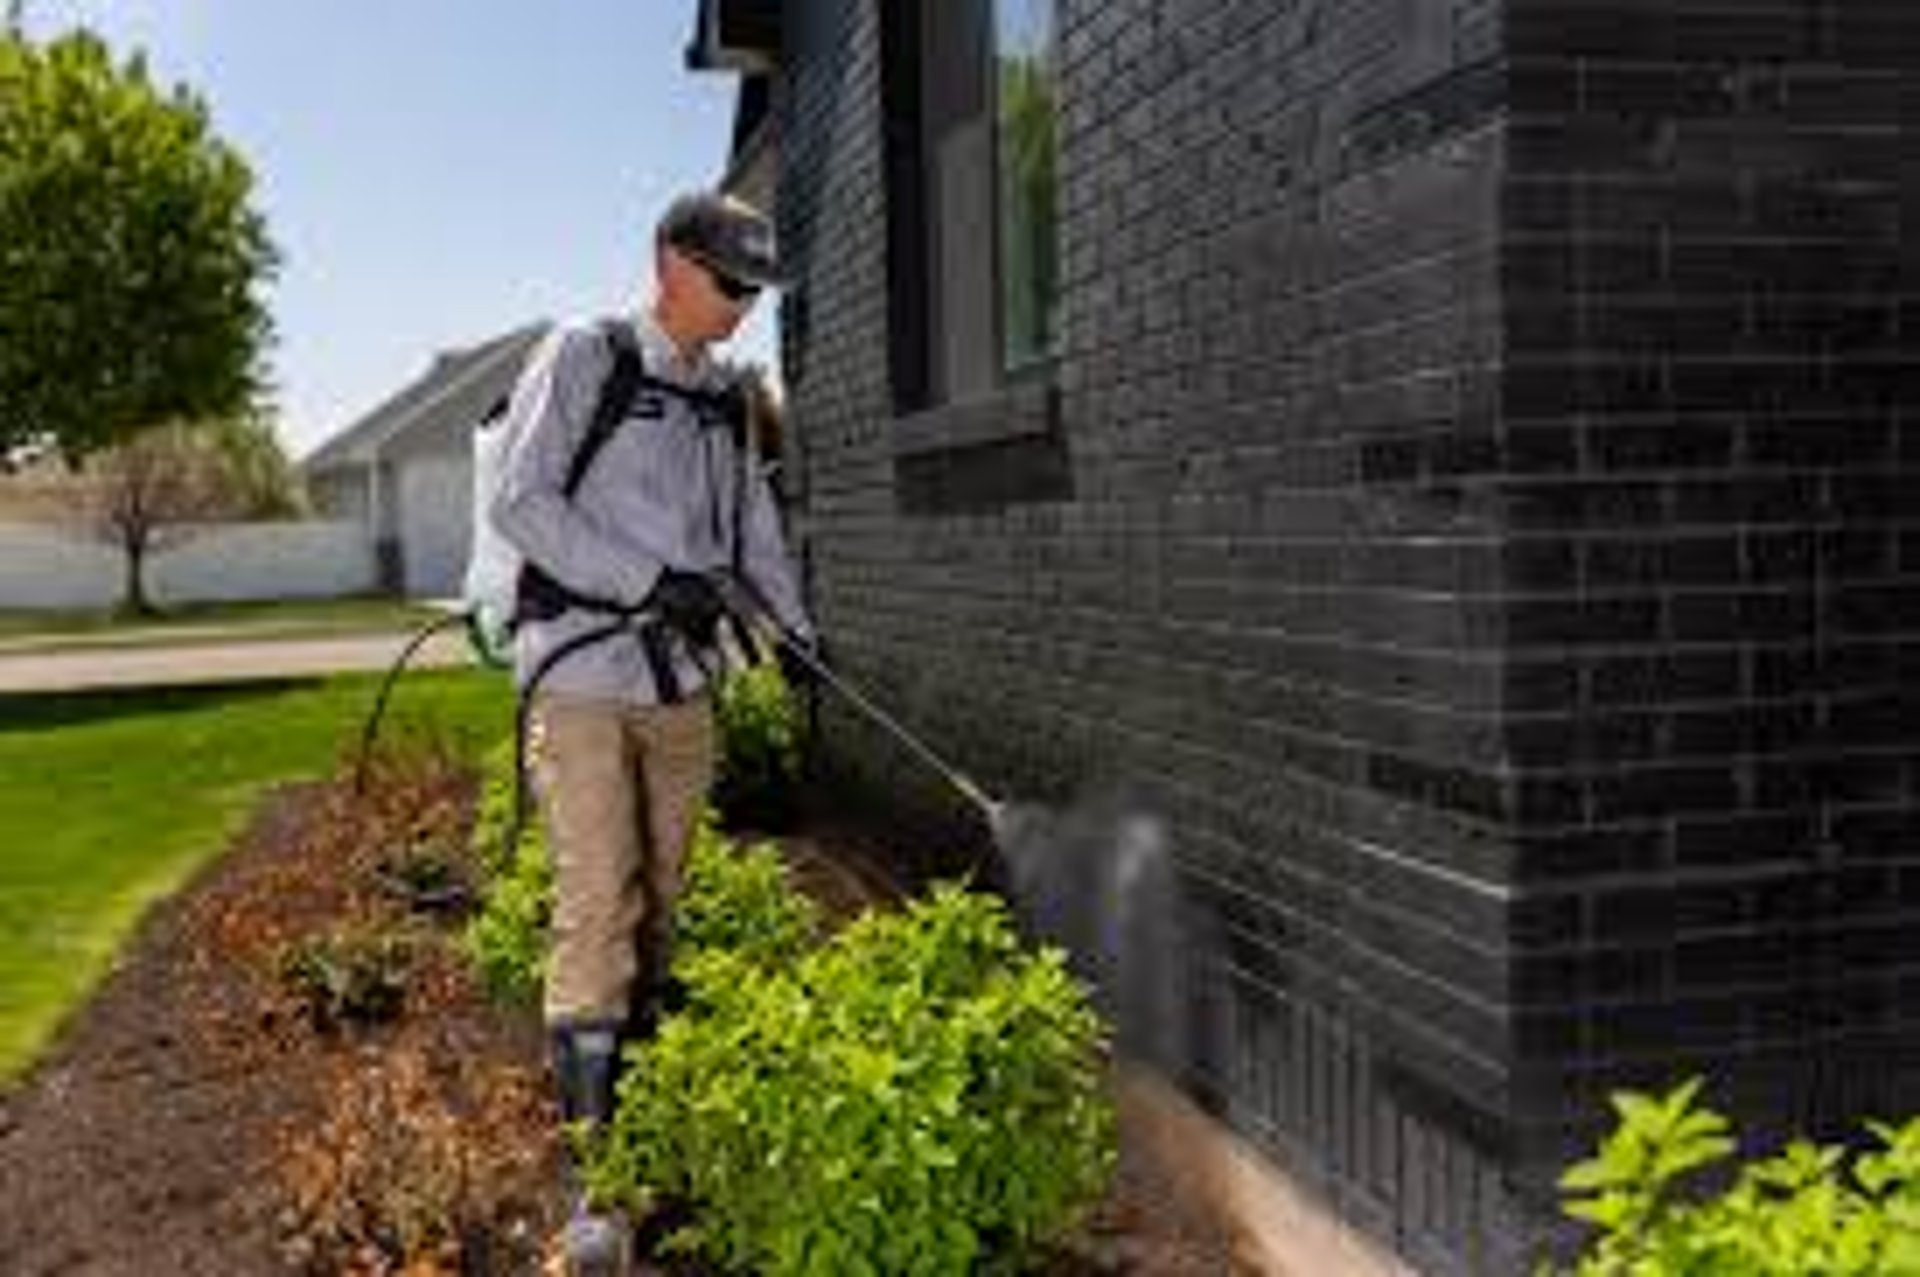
[{"x1": 120, "y1": 538, "x2": 154, "y2": 618}]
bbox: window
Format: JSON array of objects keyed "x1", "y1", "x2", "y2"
[
  {"x1": 882, "y1": 0, "x2": 1069, "y2": 513},
  {"x1": 882, "y1": 0, "x2": 1059, "y2": 413},
  {"x1": 994, "y1": 0, "x2": 1057, "y2": 370}
]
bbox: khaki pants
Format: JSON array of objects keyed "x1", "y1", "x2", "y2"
[{"x1": 529, "y1": 691, "x2": 717, "y2": 1026}]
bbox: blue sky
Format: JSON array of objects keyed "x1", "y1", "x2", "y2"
[{"x1": 24, "y1": 1, "x2": 769, "y2": 457}]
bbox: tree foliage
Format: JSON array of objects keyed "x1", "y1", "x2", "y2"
[{"x1": 0, "y1": 28, "x2": 278, "y2": 459}]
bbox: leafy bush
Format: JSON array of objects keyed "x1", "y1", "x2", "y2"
[
  {"x1": 278, "y1": 926, "x2": 415, "y2": 1032},
  {"x1": 1552, "y1": 1078, "x2": 1920, "y2": 1275},
  {"x1": 673, "y1": 817, "x2": 822, "y2": 971},
  {"x1": 586, "y1": 883, "x2": 1116, "y2": 1276},
  {"x1": 713, "y1": 660, "x2": 804, "y2": 829}
]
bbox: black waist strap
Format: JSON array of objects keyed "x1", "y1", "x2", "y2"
[{"x1": 515, "y1": 562, "x2": 630, "y2": 625}]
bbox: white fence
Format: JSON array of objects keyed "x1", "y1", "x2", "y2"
[{"x1": 0, "y1": 520, "x2": 378, "y2": 610}]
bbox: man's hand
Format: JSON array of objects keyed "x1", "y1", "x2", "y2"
[
  {"x1": 776, "y1": 639, "x2": 819, "y2": 691},
  {"x1": 647, "y1": 569, "x2": 726, "y2": 647}
]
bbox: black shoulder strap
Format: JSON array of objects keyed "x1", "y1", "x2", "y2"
[
  {"x1": 630, "y1": 370, "x2": 745, "y2": 436},
  {"x1": 562, "y1": 321, "x2": 646, "y2": 498}
]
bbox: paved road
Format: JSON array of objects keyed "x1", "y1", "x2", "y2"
[{"x1": 0, "y1": 629, "x2": 477, "y2": 694}]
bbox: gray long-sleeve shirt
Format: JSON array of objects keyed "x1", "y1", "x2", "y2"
[{"x1": 491, "y1": 313, "x2": 809, "y2": 705}]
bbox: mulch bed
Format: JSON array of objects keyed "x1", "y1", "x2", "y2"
[{"x1": 0, "y1": 759, "x2": 1242, "y2": 1276}]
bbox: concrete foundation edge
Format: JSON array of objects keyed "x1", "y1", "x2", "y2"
[{"x1": 1118, "y1": 1066, "x2": 1418, "y2": 1277}]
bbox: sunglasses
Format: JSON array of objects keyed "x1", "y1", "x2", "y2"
[{"x1": 704, "y1": 263, "x2": 761, "y2": 304}]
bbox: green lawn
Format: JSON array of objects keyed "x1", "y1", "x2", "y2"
[
  {"x1": 0, "y1": 667, "x2": 513, "y2": 1084},
  {"x1": 0, "y1": 597, "x2": 445, "y2": 652}
]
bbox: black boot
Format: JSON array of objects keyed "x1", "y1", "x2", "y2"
[{"x1": 549, "y1": 1021, "x2": 632, "y2": 1276}]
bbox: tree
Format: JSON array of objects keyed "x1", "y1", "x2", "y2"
[
  {"x1": 70, "y1": 416, "x2": 304, "y2": 615},
  {"x1": 0, "y1": 28, "x2": 277, "y2": 459}
]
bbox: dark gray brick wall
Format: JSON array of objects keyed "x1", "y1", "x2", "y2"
[
  {"x1": 1500, "y1": 0, "x2": 1920, "y2": 1246},
  {"x1": 775, "y1": 0, "x2": 1920, "y2": 1271}
]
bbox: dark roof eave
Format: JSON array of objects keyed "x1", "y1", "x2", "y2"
[
  {"x1": 685, "y1": 0, "x2": 778, "y2": 74},
  {"x1": 685, "y1": 43, "x2": 775, "y2": 74}
]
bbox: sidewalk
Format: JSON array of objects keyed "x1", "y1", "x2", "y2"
[
  {"x1": 0, "y1": 629, "x2": 475, "y2": 694},
  {"x1": 0, "y1": 618, "x2": 399, "y2": 656}
]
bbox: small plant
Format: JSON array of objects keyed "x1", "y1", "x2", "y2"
[
  {"x1": 278, "y1": 927, "x2": 415, "y2": 1032},
  {"x1": 713, "y1": 660, "x2": 804, "y2": 829},
  {"x1": 374, "y1": 844, "x2": 469, "y2": 916},
  {"x1": 1552, "y1": 1078, "x2": 1920, "y2": 1275},
  {"x1": 587, "y1": 883, "x2": 1116, "y2": 1276}
]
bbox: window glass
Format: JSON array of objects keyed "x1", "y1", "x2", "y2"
[{"x1": 994, "y1": 0, "x2": 1057, "y2": 370}]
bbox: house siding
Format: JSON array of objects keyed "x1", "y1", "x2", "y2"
[
  {"x1": 776, "y1": 0, "x2": 1920, "y2": 1270},
  {"x1": 397, "y1": 453, "x2": 471, "y2": 599}
]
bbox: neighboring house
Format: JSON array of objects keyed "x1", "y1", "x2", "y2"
[
  {"x1": 690, "y1": 1, "x2": 1920, "y2": 1273},
  {"x1": 302, "y1": 322, "x2": 549, "y2": 598}
]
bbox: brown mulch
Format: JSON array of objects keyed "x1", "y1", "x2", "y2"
[{"x1": 0, "y1": 767, "x2": 1241, "y2": 1276}]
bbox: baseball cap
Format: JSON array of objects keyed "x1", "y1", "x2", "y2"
[{"x1": 657, "y1": 191, "x2": 785, "y2": 289}]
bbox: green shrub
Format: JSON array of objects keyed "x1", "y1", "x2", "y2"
[
  {"x1": 713, "y1": 660, "x2": 803, "y2": 829},
  {"x1": 673, "y1": 818, "x2": 822, "y2": 971},
  {"x1": 461, "y1": 831, "x2": 552, "y2": 1004},
  {"x1": 586, "y1": 883, "x2": 1116, "y2": 1276},
  {"x1": 1552, "y1": 1078, "x2": 1920, "y2": 1275}
]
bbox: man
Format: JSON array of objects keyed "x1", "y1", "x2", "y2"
[{"x1": 491, "y1": 190, "x2": 808, "y2": 1274}]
